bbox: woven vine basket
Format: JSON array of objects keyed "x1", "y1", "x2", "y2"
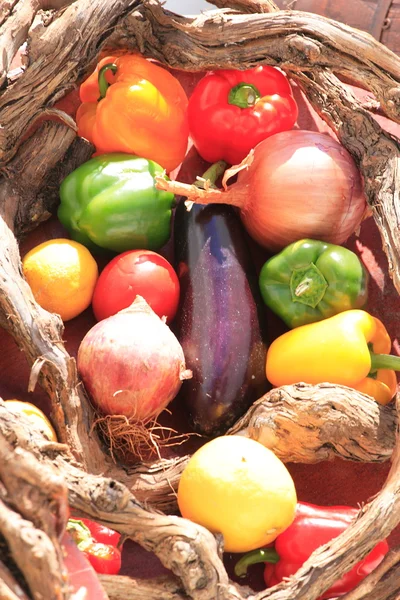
[{"x1": 1, "y1": 0, "x2": 400, "y2": 599}]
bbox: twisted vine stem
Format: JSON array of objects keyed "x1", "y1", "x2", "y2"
[{"x1": 0, "y1": 1, "x2": 400, "y2": 599}]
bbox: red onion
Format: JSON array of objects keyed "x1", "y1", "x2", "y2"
[
  {"x1": 77, "y1": 296, "x2": 191, "y2": 420},
  {"x1": 156, "y1": 130, "x2": 368, "y2": 252}
]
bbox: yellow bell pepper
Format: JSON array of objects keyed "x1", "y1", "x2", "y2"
[{"x1": 266, "y1": 309, "x2": 399, "y2": 405}]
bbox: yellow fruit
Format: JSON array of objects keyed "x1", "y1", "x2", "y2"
[
  {"x1": 5, "y1": 400, "x2": 57, "y2": 442},
  {"x1": 22, "y1": 238, "x2": 98, "y2": 321},
  {"x1": 177, "y1": 436, "x2": 297, "y2": 553}
]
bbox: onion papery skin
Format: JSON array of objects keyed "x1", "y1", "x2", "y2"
[
  {"x1": 77, "y1": 296, "x2": 190, "y2": 420},
  {"x1": 236, "y1": 130, "x2": 367, "y2": 251},
  {"x1": 155, "y1": 130, "x2": 368, "y2": 254}
]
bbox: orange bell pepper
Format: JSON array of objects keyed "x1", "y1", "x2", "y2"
[
  {"x1": 266, "y1": 309, "x2": 400, "y2": 405},
  {"x1": 76, "y1": 53, "x2": 189, "y2": 173}
]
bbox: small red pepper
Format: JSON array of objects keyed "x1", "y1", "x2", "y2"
[
  {"x1": 78, "y1": 517, "x2": 121, "y2": 547},
  {"x1": 235, "y1": 502, "x2": 389, "y2": 599},
  {"x1": 67, "y1": 519, "x2": 122, "y2": 575},
  {"x1": 188, "y1": 66, "x2": 298, "y2": 166}
]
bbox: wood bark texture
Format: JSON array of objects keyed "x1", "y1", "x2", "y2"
[{"x1": 1, "y1": 0, "x2": 400, "y2": 599}]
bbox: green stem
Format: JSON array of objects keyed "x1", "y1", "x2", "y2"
[
  {"x1": 66, "y1": 519, "x2": 92, "y2": 545},
  {"x1": 290, "y1": 263, "x2": 328, "y2": 309},
  {"x1": 234, "y1": 548, "x2": 280, "y2": 578},
  {"x1": 370, "y1": 351, "x2": 400, "y2": 372},
  {"x1": 98, "y1": 63, "x2": 118, "y2": 100},
  {"x1": 228, "y1": 82, "x2": 261, "y2": 108},
  {"x1": 294, "y1": 277, "x2": 312, "y2": 297},
  {"x1": 195, "y1": 160, "x2": 228, "y2": 189}
]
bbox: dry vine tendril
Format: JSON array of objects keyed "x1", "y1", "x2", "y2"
[{"x1": 1, "y1": 0, "x2": 400, "y2": 599}]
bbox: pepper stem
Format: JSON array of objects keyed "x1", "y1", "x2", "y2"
[
  {"x1": 370, "y1": 350, "x2": 400, "y2": 372},
  {"x1": 195, "y1": 160, "x2": 228, "y2": 189},
  {"x1": 98, "y1": 63, "x2": 118, "y2": 100},
  {"x1": 234, "y1": 548, "x2": 280, "y2": 578},
  {"x1": 66, "y1": 519, "x2": 92, "y2": 544},
  {"x1": 228, "y1": 83, "x2": 261, "y2": 108},
  {"x1": 290, "y1": 263, "x2": 328, "y2": 308},
  {"x1": 294, "y1": 277, "x2": 313, "y2": 297}
]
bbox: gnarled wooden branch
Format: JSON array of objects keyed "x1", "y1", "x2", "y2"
[
  {"x1": 0, "y1": 120, "x2": 104, "y2": 469},
  {"x1": 1, "y1": 1, "x2": 400, "y2": 599},
  {"x1": 228, "y1": 383, "x2": 397, "y2": 463},
  {"x1": 0, "y1": 560, "x2": 31, "y2": 600},
  {"x1": 0, "y1": 434, "x2": 69, "y2": 540},
  {"x1": 211, "y1": 0, "x2": 278, "y2": 12},
  {"x1": 0, "y1": 432, "x2": 70, "y2": 600},
  {"x1": 99, "y1": 574, "x2": 189, "y2": 600},
  {"x1": 0, "y1": 0, "x2": 74, "y2": 88}
]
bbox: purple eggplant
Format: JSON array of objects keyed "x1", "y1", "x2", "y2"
[{"x1": 173, "y1": 201, "x2": 270, "y2": 436}]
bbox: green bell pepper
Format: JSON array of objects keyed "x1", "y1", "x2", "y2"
[
  {"x1": 58, "y1": 153, "x2": 175, "y2": 253},
  {"x1": 259, "y1": 239, "x2": 369, "y2": 329}
]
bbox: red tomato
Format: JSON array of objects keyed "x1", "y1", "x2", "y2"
[
  {"x1": 79, "y1": 518, "x2": 121, "y2": 547},
  {"x1": 92, "y1": 250, "x2": 180, "y2": 322}
]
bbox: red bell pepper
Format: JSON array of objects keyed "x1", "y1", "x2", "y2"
[
  {"x1": 78, "y1": 517, "x2": 121, "y2": 547},
  {"x1": 235, "y1": 502, "x2": 389, "y2": 599},
  {"x1": 187, "y1": 66, "x2": 298, "y2": 166},
  {"x1": 67, "y1": 519, "x2": 122, "y2": 575}
]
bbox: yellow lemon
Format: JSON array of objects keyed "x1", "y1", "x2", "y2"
[
  {"x1": 177, "y1": 436, "x2": 297, "y2": 553},
  {"x1": 22, "y1": 238, "x2": 98, "y2": 322},
  {"x1": 5, "y1": 400, "x2": 57, "y2": 442}
]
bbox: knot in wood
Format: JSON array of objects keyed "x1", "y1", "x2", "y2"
[
  {"x1": 91, "y1": 478, "x2": 131, "y2": 511},
  {"x1": 386, "y1": 86, "x2": 400, "y2": 109},
  {"x1": 288, "y1": 34, "x2": 321, "y2": 63}
]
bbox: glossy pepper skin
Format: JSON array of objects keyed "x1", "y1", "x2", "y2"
[
  {"x1": 67, "y1": 519, "x2": 122, "y2": 575},
  {"x1": 235, "y1": 502, "x2": 389, "y2": 600},
  {"x1": 78, "y1": 518, "x2": 121, "y2": 548},
  {"x1": 266, "y1": 309, "x2": 400, "y2": 405},
  {"x1": 58, "y1": 153, "x2": 175, "y2": 254},
  {"x1": 188, "y1": 66, "x2": 298, "y2": 166},
  {"x1": 76, "y1": 53, "x2": 189, "y2": 173},
  {"x1": 259, "y1": 239, "x2": 369, "y2": 329}
]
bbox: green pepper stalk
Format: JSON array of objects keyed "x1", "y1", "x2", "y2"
[
  {"x1": 235, "y1": 548, "x2": 279, "y2": 577},
  {"x1": 98, "y1": 63, "x2": 117, "y2": 100},
  {"x1": 228, "y1": 83, "x2": 261, "y2": 108}
]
